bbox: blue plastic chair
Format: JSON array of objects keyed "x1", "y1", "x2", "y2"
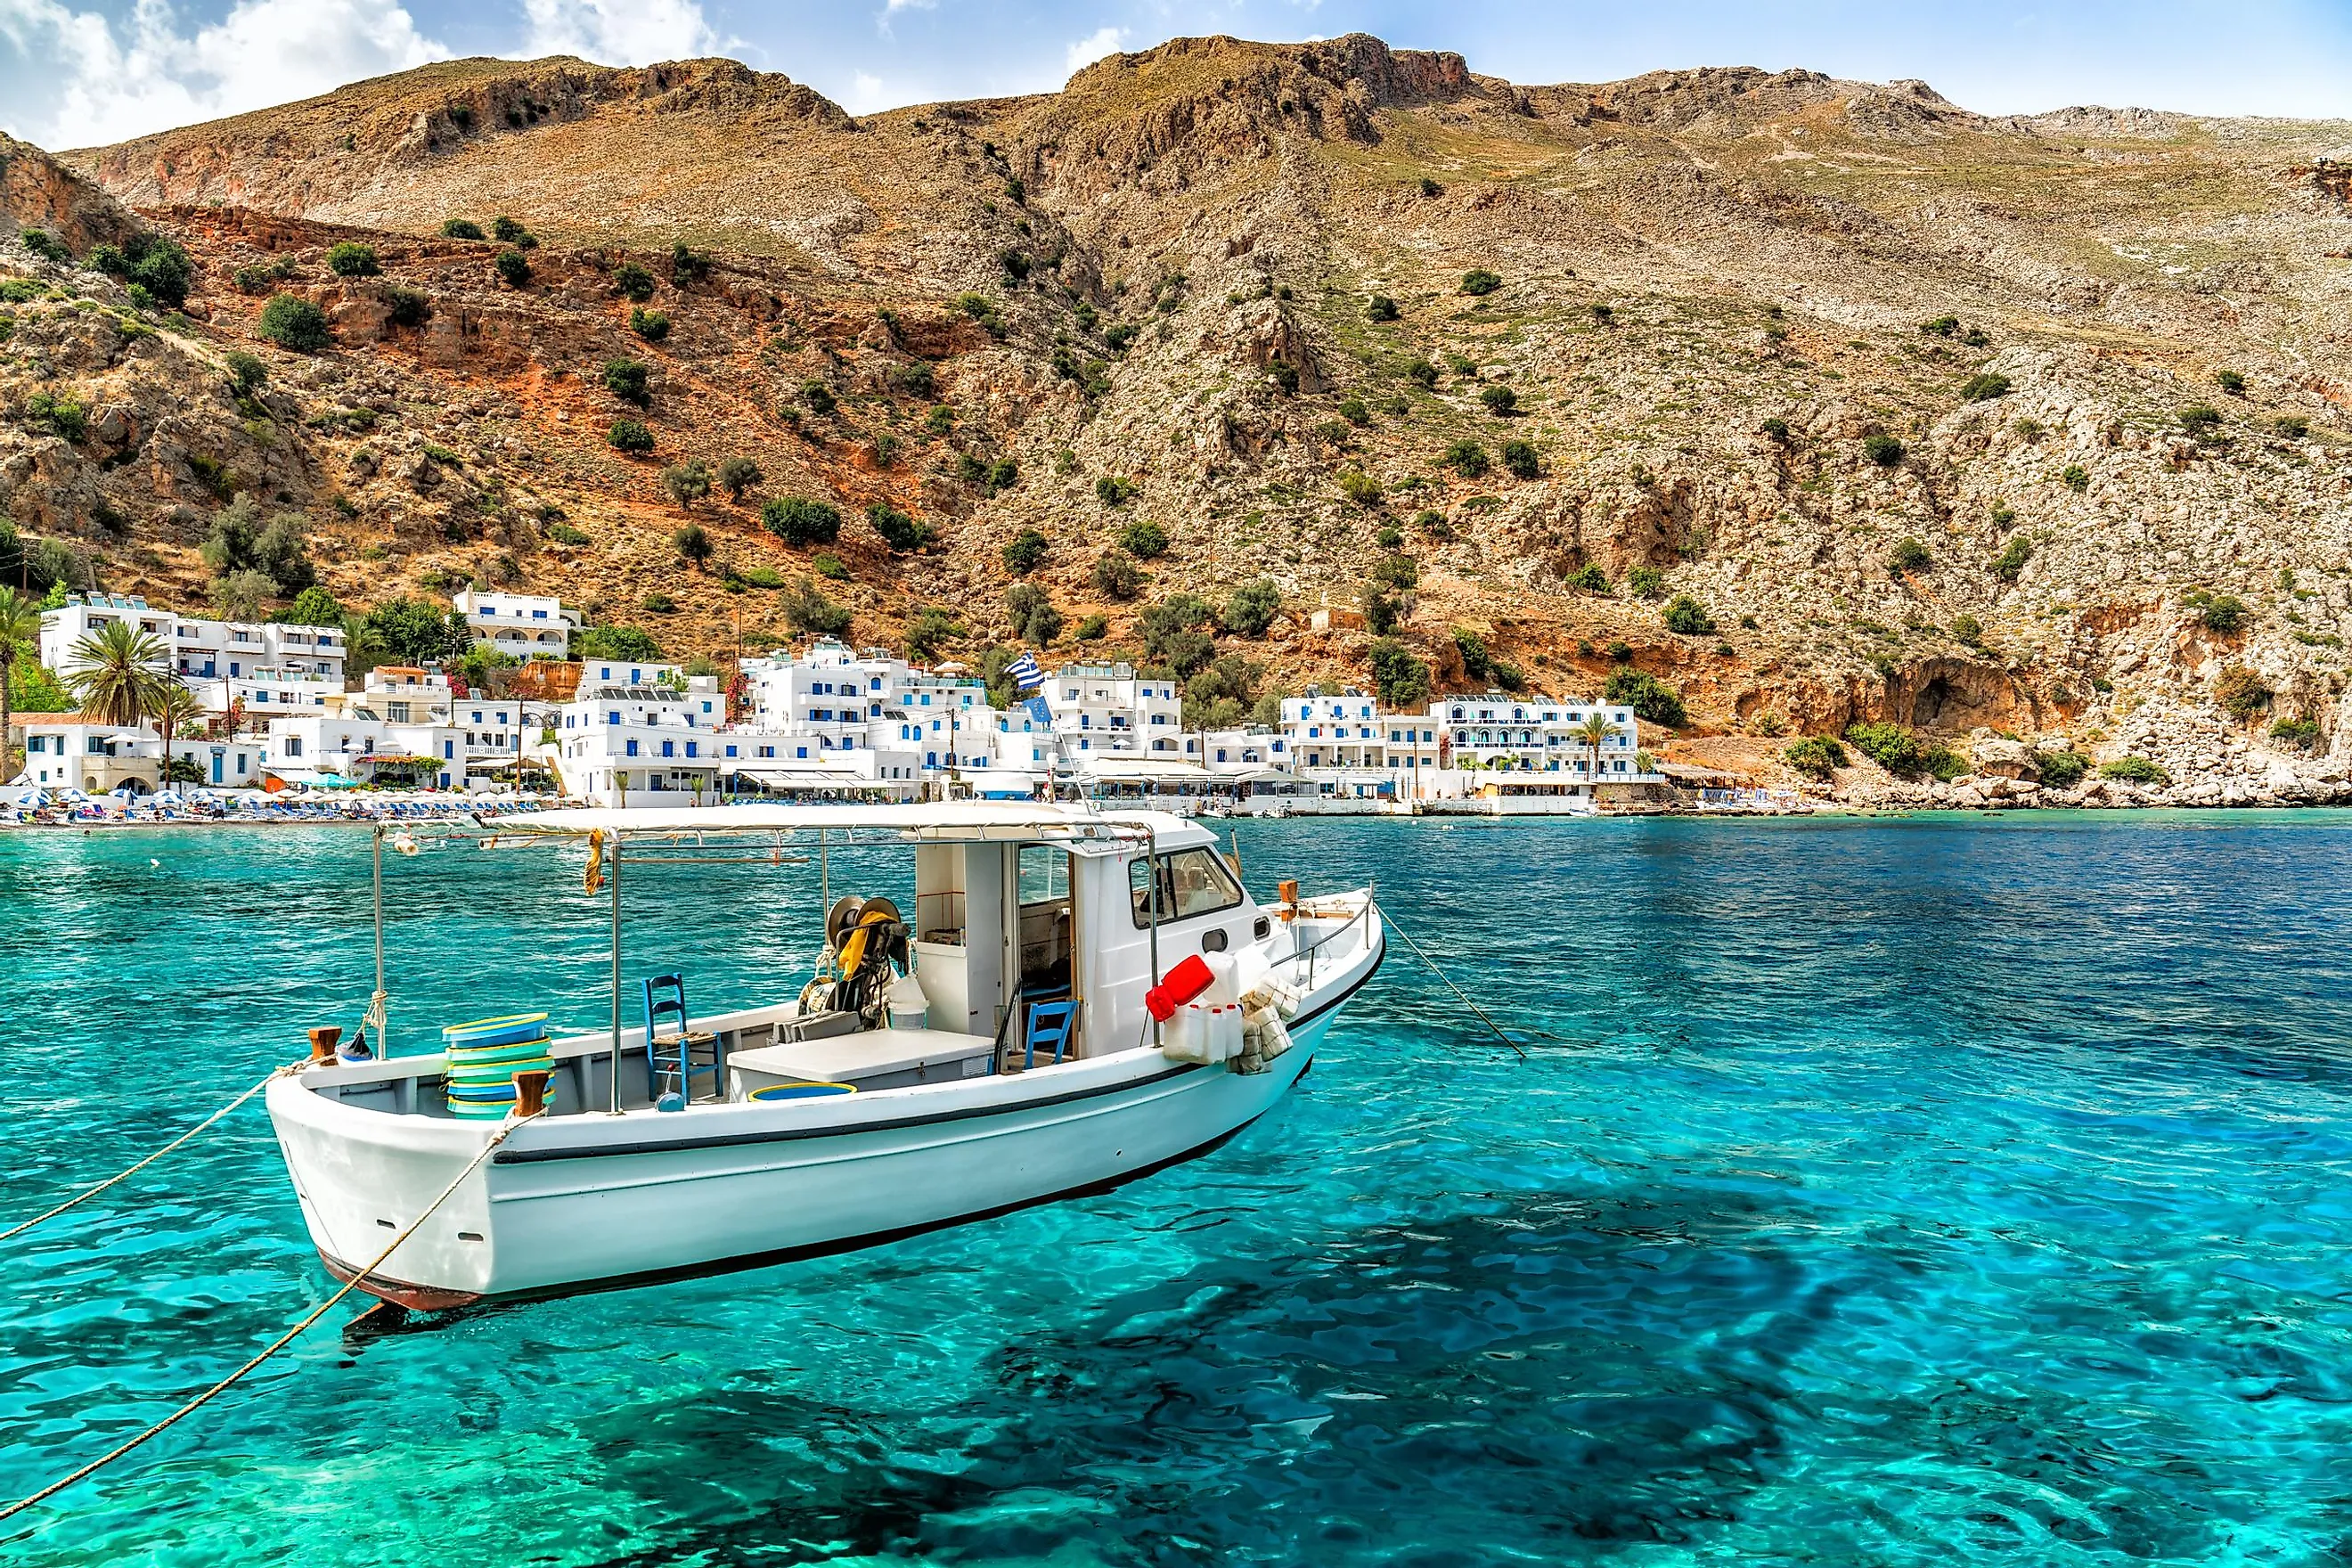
[
  {"x1": 1024, "y1": 1000, "x2": 1075, "y2": 1070},
  {"x1": 643, "y1": 973, "x2": 723, "y2": 1105}
]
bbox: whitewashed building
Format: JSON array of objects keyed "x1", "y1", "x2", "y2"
[
  {"x1": 1049, "y1": 661, "x2": 1183, "y2": 758},
  {"x1": 453, "y1": 588, "x2": 579, "y2": 660},
  {"x1": 1432, "y1": 693, "x2": 1642, "y2": 779},
  {"x1": 1280, "y1": 689, "x2": 1386, "y2": 770},
  {"x1": 14, "y1": 715, "x2": 263, "y2": 794},
  {"x1": 40, "y1": 593, "x2": 345, "y2": 720}
]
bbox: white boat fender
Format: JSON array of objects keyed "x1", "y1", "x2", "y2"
[{"x1": 1160, "y1": 1000, "x2": 1241, "y2": 1065}]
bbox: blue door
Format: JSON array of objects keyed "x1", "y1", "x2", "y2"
[{"x1": 210, "y1": 752, "x2": 224, "y2": 784}]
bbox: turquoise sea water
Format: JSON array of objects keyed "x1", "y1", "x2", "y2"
[{"x1": 4, "y1": 813, "x2": 2352, "y2": 1565}]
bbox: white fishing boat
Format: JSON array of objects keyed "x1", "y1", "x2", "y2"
[{"x1": 265, "y1": 803, "x2": 1382, "y2": 1310}]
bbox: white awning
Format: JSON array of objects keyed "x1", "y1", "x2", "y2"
[
  {"x1": 484, "y1": 800, "x2": 1197, "y2": 841},
  {"x1": 737, "y1": 767, "x2": 891, "y2": 789},
  {"x1": 1074, "y1": 757, "x2": 1218, "y2": 783}
]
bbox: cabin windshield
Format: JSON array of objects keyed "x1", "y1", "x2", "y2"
[
  {"x1": 1131, "y1": 846, "x2": 1245, "y2": 926},
  {"x1": 1018, "y1": 844, "x2": 1074, "y2": 995}
]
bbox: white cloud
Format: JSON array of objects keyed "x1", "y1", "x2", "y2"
[
  {"x1": 519, "y1": 0, "x2": 717, "y2": 66},
  {"x1": 0, "y1": 0, "x2": 447, "y2": 148},
  {"x1": 875, "y1": 0, "x2": 931, "y2": 39},
  {"x1": 846, "y1": 70, "x2": 887, "y2": 113},
  {"x1": 1064, "y1": 25, "x2": 1126, "y2": 76}
]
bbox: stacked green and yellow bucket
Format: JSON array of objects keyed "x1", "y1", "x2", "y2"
[{"x1": 441, "y1": 1013, "x2": 555, "y2": 1120}]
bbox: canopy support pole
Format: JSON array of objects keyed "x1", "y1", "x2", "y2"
[
  {"x1": 608, "y1": 833, "x2": 624, "y2": 1115},
  {"x1": 371, "y1": 825, "x2": 388, "y2": 1057},
  {"x1": 1146, "y1": 825, "x2": 1160, "y2": 1049}
]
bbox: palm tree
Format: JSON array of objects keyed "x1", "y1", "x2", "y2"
[
  {"x1": 1572, "y1": 712, "x2": 1620, "y2": 798},
  {"x1": 0, "y1": 585, "x2": 41, "y2": 781},
  {"x1": 154, "y1": 680, "x2": 206, "y2": 784},
  {"x1": 66, "y1": 618, "x2": 172, "y2": 791}
]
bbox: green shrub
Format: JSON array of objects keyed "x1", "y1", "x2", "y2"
[
  {"x1": 641, "y1": 590, "x2": 676, "y2": 614},
  {"x1": 1267, "y1": 358, "x2": 1299, "y2": 395},
  {"x1": 1626, "y1": 565, "x2": 1666, "y2": 600},
  {"x1": 1922, "y1": 315, "x2": 1959, "y2": 337},
  {"x1": 441, "y1": 218, "x2": 486, "y2": 241},
  {"x1": 1459, "y1": 269, "x2": 1501, "y2": 296},
  {"x1": 717, "y1": 456, "x2": 762, "y2": 501},
  {"x1": 1923, "y1": 745, "x2": 1968, "y2": 781},
  {"x1": 2274, "y1": 415, "x2": 2309, "y2": 438},
  {"x1": 1887, "y1": 536, "x2": 1931, "y2": 575},
  {"x1": 2061, "y1": 464, "x2": 2089, "y2": 492},
  {"x1": 1414, "y1": 508, "x2": 1452, "y2": 540},
  {"x1": 326, "y1": 242, "x2": 380, "y2": 278},
  {"x1": 1118, "y1": 518, "x2": 1168, "y2": 558},
  {"x1": 19, "y1": 227, "x2": 68, "y2": 263},
  {"x1": 1001, "y1": 528, "x2": 1048, "y2": 574},
  {"x1": 2270, "y1": 717, "x2": 2322, "y2": 750},
  {"x1": 2185, "y1": 589, "x2": 2248, "y2": 633},
  {"x1": 2215, "y1": 665, "x2": 2270, "y2": 718},
  {"x1": 257, "y1": 294, "x2": 331, "y2": 351},
  {"x1": 384, "y1": 287, "x2": 431, "y2": 328},
  {"x1": 672, "y1": 521, "x2": 712, "y2": 567},
  {"x1": 630, "y1": 307, "x2": 669, "y2": 342},
  {"x1": 577, "y1": 625, "x2": 663, "y2": 660},
  {"x1": 1843, "y1": 721, "x2": 1923, "y2": 774},
  {"x1": 1950, "y1": 613, "x2": 1983, "y2": 646},
  {"x1": 1761, "y1": 416, "x2": 1791, "y2": 442},
  {"x1": 1221, "y1": 578, "x2": 1281, "y2": 637},
  {"x1": 1368, "y1": 639, "x2": 1430, "y2": 707},
  {"x1": 1590, "y1": 304, "x2": 1613, "y2": 324},
  {"x1": 1005, "y1": 582, "x2": 1062, "y2": 642},
  {"x1": 661, "y1": 459, "x2": 710, "y2": 508},
  {"x1": 868, "y1": 502, "x2": 930, "y2": 552},
  {"x1": 1076, "y1": 614, "x2": 1108, "y2": 641},
  {"x1": 2036, "y1": 749, "x2": 2088, "y2": 788},
  {"x1": 491, "y1": 216, "x2": 527, "y2": 243},
  {"x1": 1405, "y1": 357, "x2": 1437, "y2": 388},
  {"x1": 1864, "y1": 433, "x2": 1906, "y2": 466},
  {"x1": 1361, "y1": 583, "x2": 1401, "y2": 636},
  {"x1": 1441, "y1": 440, "x2": 1490, "y2": 478},
  {"x1": 1959, "y1": 372, "x2": 2010, "y2": 401},
  {"x1": 1337, "y1": 396, "x2": 1370, "y2": 426},
  {"x1": 1365, "y1": 295, "x2": 1400, "y2": 323},
  {"x1": 1095, "y1": 475, "x2": 1137, "y2": 507},
  {"x1": 494, "y1": 249, "x2": 530, "y2": 287},
  {"x1": 224, "y1": 349, "x2": 268, "y2": 396},
  {"x1": 607, "y1": 419, "x2": 654, "y2": 453},
  {"x1": 1103, "y1": 323, "x2": 1137, "y2": 354},
  {"x1": 903, "y1": 605, "x2": 963, "y2": 661},
  {"x1": 26, "y1": 390, "x2": 87, "y2": 442},
  {"x1": 1501, "y1": 439, "x2": 1539, "y2": 479},
  {"x1": 1661, "y1": 595, "x2": 1715, "y2": 635},
  {"x1": 892, "y1": 360, "x2": 935, "y2": 398},
  {"x1": 603, "y1": 358, "x2": 650, "y2": 404},
  {"x1": 547, "y1": 522, "x2": 591, "y2": 545},
  {"x1": 2216, "y1": 369, "x2": 2246, "y2": 395},
  {"x1": 2099, "y1": 756, "x2": 2168, "y2": 785},
  {"x1": 800, "y1": 379, "x2": 837, "y2": 415},
  {"x1": 1605, "y1": 669, "x2": 1686, "y2": 727},
  {"x1": 614, "y1": 263, "x2": 656, "y2": 302},
  {"x1": 1090, "y1": 549, "x2": 1144, "y2": 600},
  {"x1": 1338, "y1": 469, "x2": 1383, "y2": 507},
  {"x1": 2178, "y1": 404, "x2": 2223, "y2": 437},
  {"x1": 1566, "y1": 563, "x2": 1608, "y2": 593},
  {"x1": 1417, "y1": 176, "x2": 1441, "y2": 198},
  {"x1": 761, "y1": 496, "x2": 840, "y2": 546},
  {"x1": 1992, "y1": 535, "x2": 2032, "y2": 583},
  {"x1": 671, "y1": 241, "x2": 708, "y2": 284},
  {"x1": 813, "y1": 553, "x2": 850, "y2": 581},
  {"x1": 1372, "y1": 552, "x2": 1418, "y2": 590},
  {"x1": 783, "y1": 579, "x2": 853, "y2": 636},
  {"x1": 1479, "y1": 384, "x2": 1518, "y2": 416},
  {"x1": 1784, "y1": 736, "x2": 1847, "y2": 778}
]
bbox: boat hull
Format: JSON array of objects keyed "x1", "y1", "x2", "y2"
[{"x1": 268, "y1": 973, "x2": 1363, "y2": 1310}]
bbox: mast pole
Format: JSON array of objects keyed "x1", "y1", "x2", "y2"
[
  {"x1": 608, "y1": 831, "x2": 624, "y2": 1115},
  {"x1": 1145, "y1": 825, "x2": 1159, "y2": 1049}
]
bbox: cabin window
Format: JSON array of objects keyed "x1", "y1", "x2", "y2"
[
  {"x1": 1018, "y1": 845, "x2": 1070, "y2": 905},
  {"x1": 1130, "y1": 846, "x2": 1244, "y2": 927}
]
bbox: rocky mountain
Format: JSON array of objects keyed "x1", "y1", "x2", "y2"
[{"x1": 7, "y1": 35, "x2": 2352, "y2": 804}]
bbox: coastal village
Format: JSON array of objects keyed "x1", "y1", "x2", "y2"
[{"x1": 4, "y1": 586, "x2": 1686, "y2": 819}]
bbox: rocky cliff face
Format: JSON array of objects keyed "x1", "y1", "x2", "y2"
[{"x1": 8, "y1": 34, "x2": 2352, "y2": 806}]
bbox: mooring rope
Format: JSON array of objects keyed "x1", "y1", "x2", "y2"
[
  {"x1": 1372, "y1": 900, "x2": 1531, "y2": 1060},
  {"x1": 0, "y1": 1110, "x2": 537, "y2": 1526},
  {"x1": 0, "y1": 1066, "x2": 300, "y2": 1245}
]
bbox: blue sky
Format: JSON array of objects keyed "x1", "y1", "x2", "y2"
[{"x1": 4, "y1": 0, "x2": 2348, "y2": 151}]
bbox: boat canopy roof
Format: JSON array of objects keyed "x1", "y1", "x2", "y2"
[{"x1": 484, "y1": 800, "x2": 1216, "y2": 847}]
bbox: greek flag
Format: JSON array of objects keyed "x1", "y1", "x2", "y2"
[{"x1": 1006, "y1": 651, "x2": 1045, "y2": 692}]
